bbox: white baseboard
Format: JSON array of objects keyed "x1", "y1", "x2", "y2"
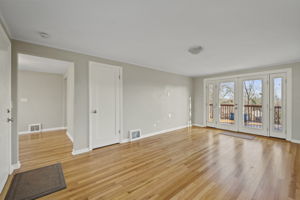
[
  {"x1": 10, "y1": 161, "x2": 21, "y2": 174},
  {"x1": 19, "y1": 127, "x2": 67, "y2": 135},
  {"x1": 122, "y1": 125, "x2": 189, "y2": 143},
  {"x1": 192, "y1": 124, "x2": 206, "y2": 127},
  {"x1": 72, "y1": 148, "x2": 90, "y2": 155},
  {"x1": 66, "y1": 131, "x2": 73, "y2": 143},
  {"x1": 290, "y1": 139, "x2": 300, "y2": 144},
  {"x1": 143, "y1": 125, "x2": 189, "y2": 139},
  {"x1": 121, "y1": 138, "x2": 130, "y2": 143}
]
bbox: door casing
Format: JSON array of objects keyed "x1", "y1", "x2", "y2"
[
  {"x1": 203, "y1": 68, "x2": 292, "y2": 140},
  {"x1": 88, "y1": 61, "x2": 123, "y2": 150},
  {"x1": 0, "y1": 24, "x2": 12, "y2": 192},
  {"x1": 269, "y1": 73, "x2": 287, "y2": 139}
]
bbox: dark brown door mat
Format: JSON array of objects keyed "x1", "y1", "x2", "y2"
[
  {"x1": 5, "y1": 163, "x2": 66, "y2": 200},
  {"x1": 220, "y1": 132, "x2": 255, "y2": 140}
]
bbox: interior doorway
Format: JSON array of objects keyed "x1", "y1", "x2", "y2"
[
  {"x1": 17, "y1": 54, "x2": 74, "y2": 169},
  {"x1": 204, "y1": 69, "x2": 291, "y2": 139}
]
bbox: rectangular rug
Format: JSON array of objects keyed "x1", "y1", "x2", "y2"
[
  {"x1": 220, "y1": 132, "x2": 255, "y2": 140},
  {"x1": 5, "y1": 163, "x2": 66, "y2": 200}
]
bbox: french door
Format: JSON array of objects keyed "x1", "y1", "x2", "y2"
[
  {"x1": 205, "y1": 73, "x2": 287, "y2": 138},
  {"x1": 238, "y1": 75, "x2": 269, "y2": 136},
  {"x1": 206, "y1": 79, "x2": 239, "y2": 131}
]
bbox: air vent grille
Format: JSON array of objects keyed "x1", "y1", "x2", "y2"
[
  {"x1": 129, "y1": 129, "x2": 141, "y2": 141},
  {"x1": 28, "y1": 124, "x2": 41, "y2": 132}
]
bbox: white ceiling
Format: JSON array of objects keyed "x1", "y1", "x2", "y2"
[
  {"x1": 1, "y1": 0, "x2": 300, "y2": 76},
  {"x1": 18, "y1": 54, "x2": 72, "y2": 74}
]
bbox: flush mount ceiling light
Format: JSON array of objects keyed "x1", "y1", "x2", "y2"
[
  {"x1": 188, "y1": 46, "x2": 203, "y2": 55},
  {"x1": 39, "y1": 32, "x2": 50, "y2": 39}
]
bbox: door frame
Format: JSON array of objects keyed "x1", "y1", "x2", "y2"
[
  {"x1": 269, "y1": 73, "x2": 287, "y2": 139},
  {"x1": 203, "y1": 68, "x2": 292, "y2": 140},
  {"x1": 205, "y1": 80, "x2": 217, "y2": 128},
  {"x1": 88, "y1": 61, "x2": 123, "y2": 150},
  {"x1": 0, "y1": 23, "x2": 12, "y2": 192}
]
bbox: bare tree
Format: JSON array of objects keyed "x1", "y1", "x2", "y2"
[
  {"x1": 243, "y1": 80, "x2": 261, "y2": 105},
  {"x1": 220, "y1": 83, "x2": 234, "y2": 104}
]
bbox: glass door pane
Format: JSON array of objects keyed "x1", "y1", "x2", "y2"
[
  {"x1": 216, "y1": 79, "x2": 238, "y2": 131},
  {"x1": 206, "y1": 82, "x2": 216, "y2": 127},
  {"x1": 242, "y1": 80, "x2": 263, "y2": 129},
  {"x1": 219, "y1": 81, "x2": 235, "y2": 125},
  {"x1": 273, "y1": 78, "x2": 283, "y2": 131},
  {"x1": 270, "y1": 73, "x2": 286, "y2": 138},
  {"x1": 208, "y1": 83, "x2": 214, "y2": 123}
]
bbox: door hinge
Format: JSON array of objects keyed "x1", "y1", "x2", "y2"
[
  {"x1": 118, "y1": 130, "x2": 121, "y2": 134},
  {"x1": 119, "y1": 75, "x2": 121, "y2": 80}
]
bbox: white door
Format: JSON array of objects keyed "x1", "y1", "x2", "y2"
[
  {"x1": 216, "y1": 79, "x2": 238, "y2": 131},
  {"x1": 89, "y1": 62, "x2": 121, "y2": 149},
  {"x1": 238, "y1": 75, "x2": 269, "y2": 136},
  {"x1": 270, "y1": 73, "x2": 287, "y2": 138},
  {"x1": 0, "y1": 25, "x2": 11, "y2": 192}
]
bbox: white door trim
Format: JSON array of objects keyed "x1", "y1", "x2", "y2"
[
  {"x1": 205, "y1": 80, "x2": 217, "y2": 128},
  {"x1": 0, "y1": 24, "x2": 12, "y2": 192},
  {"x1": 88, "y1": 61, "x2": 123, "y2": 150},
  {"x1": 203, "y1": 68, "x2": 292, "y2": 140},
  {"x1": 269, "y1": 73, "x2": 287, "y2": 139}
]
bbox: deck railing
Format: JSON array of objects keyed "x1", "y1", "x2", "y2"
[{"x1": 208, "y1": 104, "x2": 282, "y2": 125}]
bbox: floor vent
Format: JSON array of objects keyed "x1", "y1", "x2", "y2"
[
  {"x1": 28, "y1": 124, "x2": 41, "y2": 132},
  {"x1": 129, "y1": 129, "x2": 141, "y2": 141}
]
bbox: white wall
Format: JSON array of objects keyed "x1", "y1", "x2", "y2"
[
  {"x1": 11, "y1": 40, "x2": 193, "y2": 162},
  {"x1": 18, "y1": 70, "x2": 65, "y2": 132},
  {"x1": 123, "y1": 65, "x2": 192, "y2": 139}
]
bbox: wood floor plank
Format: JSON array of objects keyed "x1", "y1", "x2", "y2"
[{"x1": 1, "y1": 127, "x2": 299, "y2": 200}]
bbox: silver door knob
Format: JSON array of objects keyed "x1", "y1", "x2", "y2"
[{"x1": 7, "y1": 118, "x2": 13, "y2": 123}]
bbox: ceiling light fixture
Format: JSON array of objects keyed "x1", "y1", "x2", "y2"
[
  {"x1": 188, "y1": 46, "x2": 203, "y2": 55},
  {"x1": 39, "y1": 32, "x2": 50, "y2": 39}
]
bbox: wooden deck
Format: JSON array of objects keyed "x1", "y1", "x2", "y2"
[{"x1": 1, "y1": 127, "x2": 300, "y2": 200}]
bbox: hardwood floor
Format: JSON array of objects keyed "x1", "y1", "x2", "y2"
[{"x1": 1, "y1": 127, "x2": 300, "y2": 200}]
